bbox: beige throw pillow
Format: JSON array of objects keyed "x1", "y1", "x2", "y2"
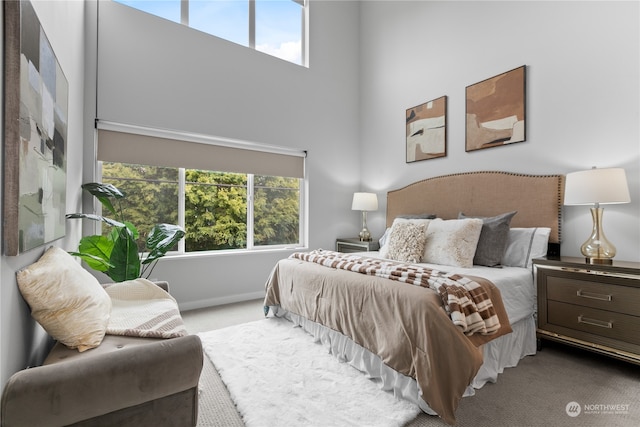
[
  {"x1": 17, "y1": 247, "x2": 112, "y2": 352},
  {"x1": 422, "y1": 218, "x2": 483, "y2": 268},
  {"x1": 386, "y1": 221, "x2": 429, "y2": 263}
]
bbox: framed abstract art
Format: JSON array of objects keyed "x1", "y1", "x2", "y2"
[
  {"x1": 465, "y1": 66, "x2": 526, "y2": 152},
  {"x1": 3, "y1": 0, "x2": 68, "y2": 255},
  {"x1": 406, "y1": 96, "x2": 447, "y2": 163}
]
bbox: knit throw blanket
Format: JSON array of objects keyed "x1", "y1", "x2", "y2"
[
  {"x1": 103, "y1": 278, "x2": 188, "y2": 339},
  {"x1": 290, "y1": 250, "x2": 500, "y2": 336}
]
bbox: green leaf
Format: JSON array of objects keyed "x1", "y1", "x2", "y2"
[
  {"x1": 65, "y1": 213, "x2": 125, "y2": 228},
  {"x1": 143, "y1": 224, "x2": 186, "y2": 264},
  {"x1": 122, "y1": 221, "x2": 139, "y2": 241},
  {"x1": 69, "y1": 235, "x2": 115, "y2": 272},
  {"x1": 108, "y1": 227, "x2": 141, "y2": 282},
  {"x1": 82, "y1": 182, "x2": 125, "y2": 216}
]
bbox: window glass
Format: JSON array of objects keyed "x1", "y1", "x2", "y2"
[
  {"x1": 254, "y1": 175, "x2": 299, "y2": 246},
  {"x1": 185, "y1": 170, "x2": 248, "y2": 251},
  {"x1": 114, "y1": 0, "x2": 306, "y2": 66},
  {"x1": 255, "y1": 0, "x2": 303, "y2": 64},
  {"x1": 116, "y1": 0, "x2": 181, "y2": 24},
  {"x1": 190, "y1": 0, "x2": 249, "y2": 47},
  {"x1": 101, "y1": 163, "x2": 180, "y2": 253},
  {"x1": 99, "y1": 161, "x2": 303, "y2": 254}
]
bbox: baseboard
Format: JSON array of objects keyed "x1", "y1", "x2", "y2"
[{"x1": 178, "y1": 291, "x2": 265, "y2": 312}]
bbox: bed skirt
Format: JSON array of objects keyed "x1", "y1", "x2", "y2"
[{"x1": 269, "y1": 306, "x2": 536, "y2": 416}]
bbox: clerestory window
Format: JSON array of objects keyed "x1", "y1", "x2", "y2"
[{"x1": 114, "y1": 0, "x2": 308, "y2": 66}]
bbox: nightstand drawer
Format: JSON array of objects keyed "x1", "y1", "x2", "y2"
[
  {"x1": 336, "y1": 238, "x2": 379, "y2": 253},
  {"x1": 548, "y1": 301, "x2": 640, "y2": 345},
  {"x1": 546, "y1": 276, "x2": 640, "y2": 316}
]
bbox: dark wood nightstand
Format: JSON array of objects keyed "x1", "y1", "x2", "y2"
[
  {"x1": 335, "y1": 238, "x2": 379, "y2": 253},
  {"x1": 533, "y1": 256, "x2": 640, "y2": 365}
]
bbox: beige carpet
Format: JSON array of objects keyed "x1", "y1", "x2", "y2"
[
  {"x1": 185, "y1": 302, "x2": 640, "y2": 427},
  {"x1": 195, "y1": 339, "x2": 639, "y2": 427}
]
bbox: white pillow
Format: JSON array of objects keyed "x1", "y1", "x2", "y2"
[
  {"x1": 502, "y1": 227, "x2": 551, "y2": 268},
  {"x1": 422, "y1": 218, "x2": 483, "y2": 268},
  {"x1": 378, "y1": 227, "x2": 392, "y2": 249},
  {"x1": 17, "y1": 247, "x2": 112, "y2": 352},
  {"x1": 385, "y1": 221, "x2": 429, "y2": 263},
  {"x1": 379, "y1": 218, "x2": 432, "y2": 259}
]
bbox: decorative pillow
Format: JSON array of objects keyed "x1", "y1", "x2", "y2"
[
  {"x1": 459, "y1": 211, "x2": 517, "y2": 267},
  {"x1": 379, "y1": 217, "x2": 432, "y2": 259},
  {"x1": 502, "y1": 227, "x2": 551, "y2": 268},
  {"x1": 16, "y1": 247, "x2": 112, "y2": 352},
  {"x1": 386, "y1": 221, "x2": 429, "y2": 263},
  {"x1": 397, "y1": 213, "x2": 437, "y2": 220},
  {"x1": 422, "y1": 218, "x2": 483, "y2": 268},
  {"x1": 379, "y1": 215, "x2": 436, "y2": 249}
]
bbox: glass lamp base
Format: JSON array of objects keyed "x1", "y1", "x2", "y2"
[
  {"x1": 581, "y1": 207, "x2": 616, "y2": 265},
  {"x1": 359, "y1": 228, "x2": 372, "y2": 242},
  {"x1": 359, "y1": 211, "x2": 372, "y2": 241}
]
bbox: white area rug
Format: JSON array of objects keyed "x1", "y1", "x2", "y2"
[{"x1": 198, "y1": 317, "x2": 420, "y2": 427}]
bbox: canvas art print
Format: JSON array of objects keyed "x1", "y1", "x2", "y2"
[
  {"x1": 3, "y1": 0, "x2": 68, "y2": 255},
  {"x1": 406, "y1": 96, "x2": 447, "y2": 162},
  {"x1": 465, "y1": 66, "x2": 526, "y2": 152}
]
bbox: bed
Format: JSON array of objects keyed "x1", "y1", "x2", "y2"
[{"x1": 264, "y1": 171, "x2": 564, "y2": 425}]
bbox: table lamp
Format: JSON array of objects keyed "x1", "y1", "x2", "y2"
[
  {"x1": 564, "y1": 167, "x2": 631, "y2": 264},
  {"x1": 352, "y1": 192, "x2": 378, "y2": 241}
]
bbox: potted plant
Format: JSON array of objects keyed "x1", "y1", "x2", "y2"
[{"x1": 66, "y1": 182, "x2": 185, "y2": 282}]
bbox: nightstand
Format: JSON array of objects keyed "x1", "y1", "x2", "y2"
[
  {"x1": 533, "y1": 256, "x2": 640, "y2": 365},
  {"x1": 336, "y1": 238, "x2": 379, "y2": 253}
]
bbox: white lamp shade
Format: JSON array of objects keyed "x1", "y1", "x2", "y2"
[
  {"x1": 352, "y1": 192, "x2": 378, "y2": 211},
  {"x1": 564, "y1": 168, "x2": 631, "y2": 206}
]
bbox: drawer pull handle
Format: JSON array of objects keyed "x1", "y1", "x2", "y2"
[
  {"x1": 578, "y1": 315, "x2": 612, "y2": 329},
  {"x1": 576, "y1": 290, "x2": 612, "y2": 302}
]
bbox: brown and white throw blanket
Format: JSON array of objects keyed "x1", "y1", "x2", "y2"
[
  {"x1": 103, "y1": 278, "x2": 187, "y2": 339},
  {"x1": 290, "y1": 250, "x2": 500, "y2": 336}
]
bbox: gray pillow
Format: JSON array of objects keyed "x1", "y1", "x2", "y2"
[
  {"x1": 458, "y1": 211, "x2": 517, "y2": 267},
  {"x1": 397, "y1": 213, "x2": 437, "y2": 219}
]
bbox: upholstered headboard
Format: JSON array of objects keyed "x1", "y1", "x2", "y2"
[{"x1": 386, "y1": 171, "x2": 564, "y2": 245}]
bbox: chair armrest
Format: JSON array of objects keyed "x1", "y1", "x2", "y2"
[
  {"x1": 1, "y1": 335, "x2": 203, "y2": 427},
  {"x1": 153, "y1": 280, "x2": 170, "y2": 292}
]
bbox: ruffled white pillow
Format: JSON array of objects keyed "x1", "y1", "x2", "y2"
[
  {"x1": 386, "y1": 221, "x2": 429, "y2": 263},
  {"x1": 379, "y1": 218, "x2": 432, "y2": 260}
]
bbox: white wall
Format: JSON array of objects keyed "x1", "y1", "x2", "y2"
[
  {"x1": 358, "y1": 0, "x2": 640, "y2": 261},
  {"x1": 1, "y1": 0, "x2": 86, "y2": 390},
  {"x1": 91, "y1": 0, "x2": 362, "y2": 309}
]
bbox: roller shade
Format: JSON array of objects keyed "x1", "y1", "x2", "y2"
[{"x1": 96, "y1": 124, "x2": 305, "y2": 179}]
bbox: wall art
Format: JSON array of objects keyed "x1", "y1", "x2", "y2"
[
  {"x1": 406, "y1": 95, "x2": 447, "y2": 163},
  {"x1": 3, "y1": 0, "x2": 68, "y2": 255},
  {"x1": 465, "y1": 65, "x2": 526, "y2": 152}
]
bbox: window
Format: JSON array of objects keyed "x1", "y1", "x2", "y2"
[
  {"x1": 114, "y1": 0, "x2": 307, "y2": 66},
  {"x1": 101, "y1": 163, "x2": 302, "y2": 253},
  {"x1": 95, "y1": 122, "x2": 306, "y2": 254}
]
